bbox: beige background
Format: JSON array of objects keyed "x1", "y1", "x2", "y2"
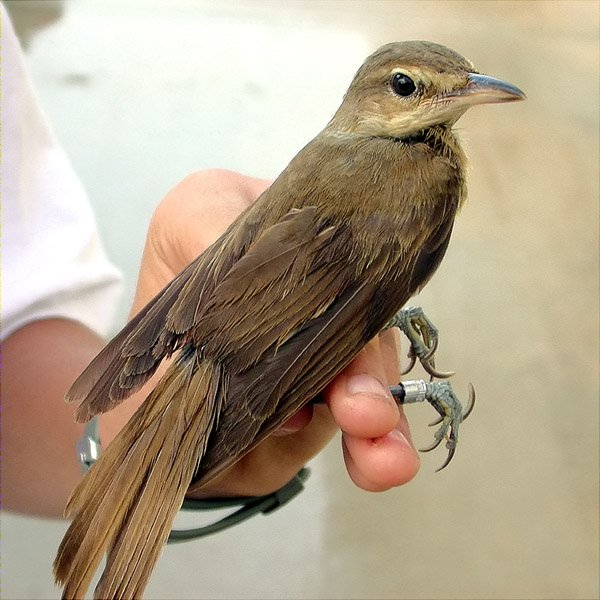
[{"x1": 2, "y1": 1, "x2": 598, "y2": 599}]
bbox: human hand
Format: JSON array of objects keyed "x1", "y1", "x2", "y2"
[{"x1": 100, "y1": 169, "x2": 419, "y2": 498}]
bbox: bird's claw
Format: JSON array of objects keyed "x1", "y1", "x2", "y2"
[
  {"x1": 462, "y1": 383, "x2": 476, "y2": 421},
  {"x1": 390, "y1": 379, "x2": 475, "y2": 471},
  {"x1": 384, "y1": 307, "x2": 453, "y2": 378},
  {"x1": 419, "y1": 355, "x2": 455, "y2": 380},
  {"x1": 401, "y1": 351, "x2": 417, "y2": 376}
]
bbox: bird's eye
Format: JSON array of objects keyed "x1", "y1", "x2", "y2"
[{"x1": 391, "y1": 72, "x2": 416, "y2": 97}]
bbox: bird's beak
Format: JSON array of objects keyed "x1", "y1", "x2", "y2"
[{"x1": 449, "y1": 73, "x2": 526, "y2": 105}]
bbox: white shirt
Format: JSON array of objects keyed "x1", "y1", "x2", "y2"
[{"x1": 1, "y1": 5, "x2": 122, "y2": 340}]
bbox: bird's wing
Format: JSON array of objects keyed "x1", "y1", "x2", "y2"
[
  {"x1": 183, "y1": 208, "x2": 408, "y2": 485},
  {"x1": 408, "y1": 215, "x2": 455, "y2": 292},
  {"x1": 70, "y1": 200, "x2": 407, "y2": 467}
]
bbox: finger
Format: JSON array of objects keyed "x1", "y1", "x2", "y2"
[
  {"x1": 324, "y1": 335, "x2": 420, "y2": 491},
  {"x1": 271, "y1": 404, "x2": 314, "y2": 436},
  {"x1": 163, "y1": 170, "x2": 271, "y2": 266},
  {"x1": 191, "y1": 404, "x2": 336, "y2": 499},
  {"x1": 342, "y1": 421, "x2": 420, "y2": 492},
  {"x1": 378, "y1": 327, "x2": 402, "y2": 384},
  {"x1": 132, "y1": 171, "x2": 271, "y2": 316},
  {"x1": 324, "y1": 337, "x2": 401, "y2": 438}
]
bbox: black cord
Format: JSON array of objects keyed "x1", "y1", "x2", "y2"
[{"x1": 167, "y1": 467, "x2": 311, "y2": 543}]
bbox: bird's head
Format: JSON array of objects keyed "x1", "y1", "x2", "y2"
[{"x1": 330, "y1": 41, "x2": 525, "y2": 139}]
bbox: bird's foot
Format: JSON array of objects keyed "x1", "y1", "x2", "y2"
[
  {"x1": 389, "y1": 379, "x2": 475, "y2": 471},
  {"x1": 384, "y1": 306, "x2": 454, "y2": 379}
]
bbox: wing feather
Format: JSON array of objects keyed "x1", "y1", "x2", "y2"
[
  {"x1": 188, "y1": 233, "x2": 406, "y2": 487},
  {"x1": 69, "y1": 218, "x2": 252, "y2": 421}
]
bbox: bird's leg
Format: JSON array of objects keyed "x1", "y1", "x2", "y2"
[
  {"x1": 384, "y1": 306, "x2": 454, "y2": 378},
  {"x1": 389, "y1": 380, "x2": 475, "y2": 471}
]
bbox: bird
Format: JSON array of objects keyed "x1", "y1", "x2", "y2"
[{"x1": 54, "y1": 40, "x2": 525, "y2": 599}]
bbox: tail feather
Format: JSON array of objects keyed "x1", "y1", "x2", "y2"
[{"x1": 54, "y1": 358, "x2": 221, "y2": 600}]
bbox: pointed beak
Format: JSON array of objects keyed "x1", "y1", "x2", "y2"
[{"x1": 449, "y1": 73, "x2": 526, "y2": 105}]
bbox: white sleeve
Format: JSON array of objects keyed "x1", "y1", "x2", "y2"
[{"x1": 0, "y1": 5, "x2": 123, "y2": 341}]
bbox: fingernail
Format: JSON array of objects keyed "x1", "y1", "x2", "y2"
[
  {"x1": 389, "y1": 427, "x2": 410, "y2": 445},
  {"x1": 346, "y1": 374, "x2": 391, "y2": 399},
  {"x1": 389, "y1": 426, "x2": 416, "y2": 450}
]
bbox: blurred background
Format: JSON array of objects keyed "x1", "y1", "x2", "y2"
[{"x1": 2, "y1": 1, "x2": 598, "y2": 598}]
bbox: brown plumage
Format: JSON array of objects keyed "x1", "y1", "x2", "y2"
[{"x1": 54, "y1": 41, "x2": 525, "y2": 599}]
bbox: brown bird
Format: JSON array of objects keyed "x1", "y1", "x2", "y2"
[{"x1": 54, "y1": 41, "x2": 525, "y2": 599}]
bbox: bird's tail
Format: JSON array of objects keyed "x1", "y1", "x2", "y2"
[{"x1": 53, "y1": 357, "x2": 221, "y2": 600}]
